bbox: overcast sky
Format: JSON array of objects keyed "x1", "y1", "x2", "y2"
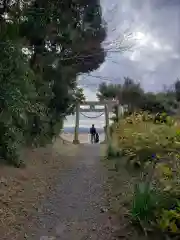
[{"x1": 65, "y1": 0, "x2": 180, "y2": 128}]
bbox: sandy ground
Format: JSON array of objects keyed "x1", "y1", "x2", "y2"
[
  {"x1": 0, "y1": 139, "x2": 79, "y2": 240},
  {"x1": 61, "y1": 133, "x2": 105, "y2": 143}
]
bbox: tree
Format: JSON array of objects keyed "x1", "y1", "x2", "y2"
[
  {"x1": 120, "y1": 77, "x2": 144, "y2": 112},
  {"x1": 97, "y1": 77, "x2": 144, "y2": 113},
  {"x1": 97, "y1": 78, "x2": 179, "y2": 117},
  {"x1": 97, "y1": 82, "x2": 121, "y2": 100},
  {"x1": 175, "y1": 79, "x2": 180, "y2": 102},
  {"x1": 19, "y1": 0, "x2": 106, "y2": 142},
  {"x1": 0, "y1": 0, "x2": 106, "y2": 165},
  {"x1": 0, "y1": 7, "x2": 40, "y2": 165},
  {"x1": 140, "y1": 93, "x2": 166, "y2": 113}
]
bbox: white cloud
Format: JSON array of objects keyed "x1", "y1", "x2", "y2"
[
  {"x1": 83, "y1": 88, "x2": 97, "y2": 101},
  {"x1": 65, "y1": 0, "x2": 180, "y2": 128},
  {"x1": 99, "y1": 0, "x2": 180, "y2": 91}
]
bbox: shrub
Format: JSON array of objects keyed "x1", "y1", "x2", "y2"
[
  {"x1": 110, "y1": 111, "x2": 180, "y2": 236},
  {"x1": 132, "y1": 182, "x2": 158, "y2": 222},
  {"x1": 107, "y1": 143, "x2": 120, "y2": 159},
  {"x1": 157, "y1": 203, "x2": 180, "y2": 234}
]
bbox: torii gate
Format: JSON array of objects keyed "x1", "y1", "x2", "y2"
[{"x1": 73, "y1": 100, "x2": 121, "y2": 144}]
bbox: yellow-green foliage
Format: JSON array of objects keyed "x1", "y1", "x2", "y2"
[
  {"x1": 112, "y1": 112, "x2": 180, "y2": 167},
  {"x1": 124, "y1": 111, "x2": 153, "y2": 124},
  {"x1": 110, "y1": 112, "x2": 180, "y2": 235},
  {"x1": 107, "y1": 143, "x2": 120, "y2": 158},
  {"x1": 157, "y1": 204, "x2": 180, "y2": 234}
]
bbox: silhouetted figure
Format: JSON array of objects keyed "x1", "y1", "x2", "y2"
[
  {"x1": 90, "y1": 124, "x2": 96, "y2": 143},
  {"x1": 95, "y1": 132, "x2": 99, "y2": 143}
]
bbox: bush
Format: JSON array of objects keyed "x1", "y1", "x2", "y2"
[
  {"x1": 109, "y1": 111, "x2": 180, "y2": 236},
  {"x1": 132, "y1": 182, "x2": 159, "y2": 222},
  {"x1": 107, "y1": 143, "x2": 120, "y2": 159},
  {"x1": 157, "y1": 203, "x2": 180, "y2": 234}
]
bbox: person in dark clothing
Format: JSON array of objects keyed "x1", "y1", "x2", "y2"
[
  {"x1": 95, "y1": 132, "x2": 99, "y2": 143},
  {"x1": 90, "y1": 124, "x2": 96, "y2": 143}
]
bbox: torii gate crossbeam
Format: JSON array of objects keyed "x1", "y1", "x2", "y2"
[{"x1": 73, "y1": 100, "x2": 119, "y2": 144}]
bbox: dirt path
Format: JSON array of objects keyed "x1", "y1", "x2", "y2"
[{"x1": 24, "y1": 144, "x2": 112, "y2": 240}]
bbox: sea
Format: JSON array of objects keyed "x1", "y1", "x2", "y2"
[{"x1": 62, "y1": 126, "x2": 105, "y2": 143}]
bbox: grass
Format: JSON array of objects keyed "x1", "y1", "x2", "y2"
[
  {"x1": 103, "y1": 112, "x2": 180, "y2": 239},
  {"x1": 0, "y1": 138, "x2": 78, "y2": 239}
]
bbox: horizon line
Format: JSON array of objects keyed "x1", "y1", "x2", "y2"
[{"x1": 64, "y1": 125, "x2": 104, "y2": 128}]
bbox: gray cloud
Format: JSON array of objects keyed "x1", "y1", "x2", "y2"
[
  {"x1": 65, "y1": 0, "x2": 180, "y2": 127},
  {"x1": 80, "y1": 0, "x2": 180, "y2": 95}
]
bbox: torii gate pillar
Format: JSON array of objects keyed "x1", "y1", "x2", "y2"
[
  {"x1": 73, "y1": 100, "x2": 118, "y2": 144},
  {"x1": 73, "y1": 103, "x2": 80, "y2": 144},
  {"x1": 102, "y1": 104, "x2": 109, "y2": 143}
]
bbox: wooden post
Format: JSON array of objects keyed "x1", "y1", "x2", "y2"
[
  {"x1": 117, "y1": 104, "x2": 124, "y2": 119},
  {"x1": 115, "y1": 99, "x2": 120, "y2": 121},
  {"x1": 73, "y1": 102, "x2": 80, "y2": 144},
  {"x1": 104, "y1": 104, "x2": 110, "y2": 144}
]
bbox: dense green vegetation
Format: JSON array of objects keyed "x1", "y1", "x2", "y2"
[
  {"x1": 97, "y1": 77, "x2": 180, "y2": 116},
  {"x1": 98, "y1": 74, "x2": 180, "y2": 238},
  {"x1": 105, "y1": 112, "x2": 180, "y2": 238},
  {"x1": 0, "y1": 0, "x2": 106, "y2": 166}
]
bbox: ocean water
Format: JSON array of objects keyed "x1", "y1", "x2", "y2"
[{"x1": 61, "y1": 133, "x2": 105, "y2": 143}]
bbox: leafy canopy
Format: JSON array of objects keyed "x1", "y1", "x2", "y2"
[{"x1": 0, "y1": 0, "x2": 106, "y2": 165}]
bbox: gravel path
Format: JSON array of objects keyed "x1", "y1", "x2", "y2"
[{"x1": 26, "y1": 144, "x2": 112, "y2": 240}]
